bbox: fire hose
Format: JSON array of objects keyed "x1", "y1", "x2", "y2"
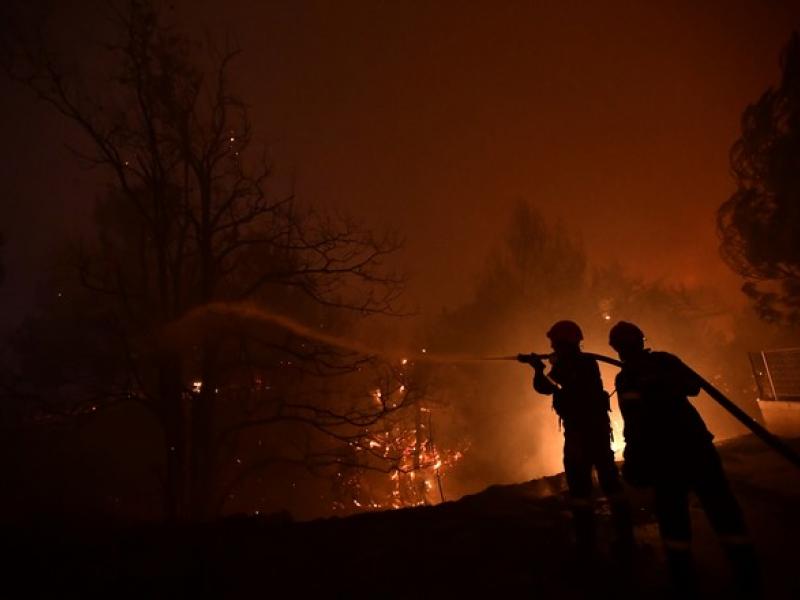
[{"x1": 504, "y1": 351, "x2": 800, "y2": 471}]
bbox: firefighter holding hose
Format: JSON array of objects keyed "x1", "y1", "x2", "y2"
[
  {"x1": 608, "y1": 321, "x2": 759, "y2": 594},
  {"x1": 519, "y1": 320, "x2": 633, "y2": 557}
]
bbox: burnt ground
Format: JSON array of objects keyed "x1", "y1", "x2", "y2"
[{"x1": 5, "y1": 436, "x2": 800, "y2": 599}]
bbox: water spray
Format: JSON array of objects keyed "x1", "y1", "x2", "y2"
[{"x1": 175, "y1": 302, "x2": 537, "y2": 365}]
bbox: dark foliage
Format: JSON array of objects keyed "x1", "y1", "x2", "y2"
[
  {"x1": 0, "y1": 0, "x2": 410, "y2": 521},
  {"x1": 718, "y1": 32, "x2": 800, "y2": 326}
]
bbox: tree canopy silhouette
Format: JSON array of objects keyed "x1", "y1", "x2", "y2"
[{"x1": 718, "y1": 31, "x2": 800, "y2": 326}]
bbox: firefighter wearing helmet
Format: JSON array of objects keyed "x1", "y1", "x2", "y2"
[
  {"x1": 521, "y1": 320, "x2": 633, "y2": 556},
  {"x1": 609, "y1": 321, "x2": 759, "y2": 593}
]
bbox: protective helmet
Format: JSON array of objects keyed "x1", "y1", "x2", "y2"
[
  {"x1": 546, "y1": 320, "x2": 583, "y2": 345},
  {"x1": 608, "y1": 321, "x2": 645, "y2": 349}
]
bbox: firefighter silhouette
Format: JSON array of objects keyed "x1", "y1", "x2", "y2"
[
  {"x1": 609, "y1": 321, "x2": 759, "y2": 594},
  {"x1": 520, "y1": 320, "x2": 633, "y2": 555}
]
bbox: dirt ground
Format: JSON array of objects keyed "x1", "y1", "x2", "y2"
[{"x1": 6, "y1": 435, "x2": 800, "y2": 598}]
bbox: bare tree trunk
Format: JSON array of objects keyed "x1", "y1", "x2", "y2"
[
  {"x1": 189, "y1": 339, "x2": 219, "y2": 520},
  {"x1": 413, "y1": 405, "x2": 428, "y2": 505},
  {"x1": 159, "y1": 354, "x2": 187, "y2": 521}
]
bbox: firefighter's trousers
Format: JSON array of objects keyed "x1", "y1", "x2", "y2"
[
  {"x1": 653, "y1": 442, "x2": 758, "y2": 594},
  {"x1": 563, "y1": 427, "x2": 631, "y2": 550}
]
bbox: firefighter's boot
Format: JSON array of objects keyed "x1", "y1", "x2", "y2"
[
  {"x1": 664, "y1": 545, "x2": 697, "y2": 598},
  {"x1": 572, "y1": 503, "x2": 596, "y2": 558},
  {"x1": 610, "y1": 497, "x2": 635, "y2": 557},
  {"x1": 724, "y1": 541, "x2": 760, "y2": 598}
]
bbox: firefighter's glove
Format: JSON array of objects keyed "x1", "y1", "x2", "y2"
[{"x1": 517, "y1": 354, "x2": 545, "y2": 371}]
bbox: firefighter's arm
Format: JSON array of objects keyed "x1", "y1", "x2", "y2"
[
  {"x1": 669, "y1": 355, "x2": 702, "y2": 397},
  {"x1": 533, "y1": 366, "x2": 559, "y2": 395},
  {"x1": 585, "y1": 357, "x2": 606, "y2": 396}
]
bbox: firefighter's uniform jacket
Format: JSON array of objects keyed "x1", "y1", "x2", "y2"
[
  {"x1": 533, "y1": 351, "x2": 621, "y2": 500},
  {"x1": 614, "y1": 351, "x2": 752, "y2": 561}
]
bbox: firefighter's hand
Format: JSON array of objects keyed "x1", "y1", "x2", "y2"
[{"x1": 517, "y1": 353, "x2": 545, "y2": 371}]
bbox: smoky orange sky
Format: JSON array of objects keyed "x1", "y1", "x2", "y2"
[
  {"x1": 195, "y1": 0, "x2": 800, "y2": 312},
  {"x1": 2, "y1": 0, "x2": 800, "y2": 320}
]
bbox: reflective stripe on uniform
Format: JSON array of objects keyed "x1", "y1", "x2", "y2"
[{"x1": 662, "y1": 538, "x2": 691, "y2": 551}]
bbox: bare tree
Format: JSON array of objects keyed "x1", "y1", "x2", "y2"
[{"x1": 2, "y1": 0, "x2": 407, "y2": 520}]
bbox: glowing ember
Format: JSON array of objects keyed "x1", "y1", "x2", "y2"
[{"x1": 332, "y1": 414, "x2": 468, "y2": 513}]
